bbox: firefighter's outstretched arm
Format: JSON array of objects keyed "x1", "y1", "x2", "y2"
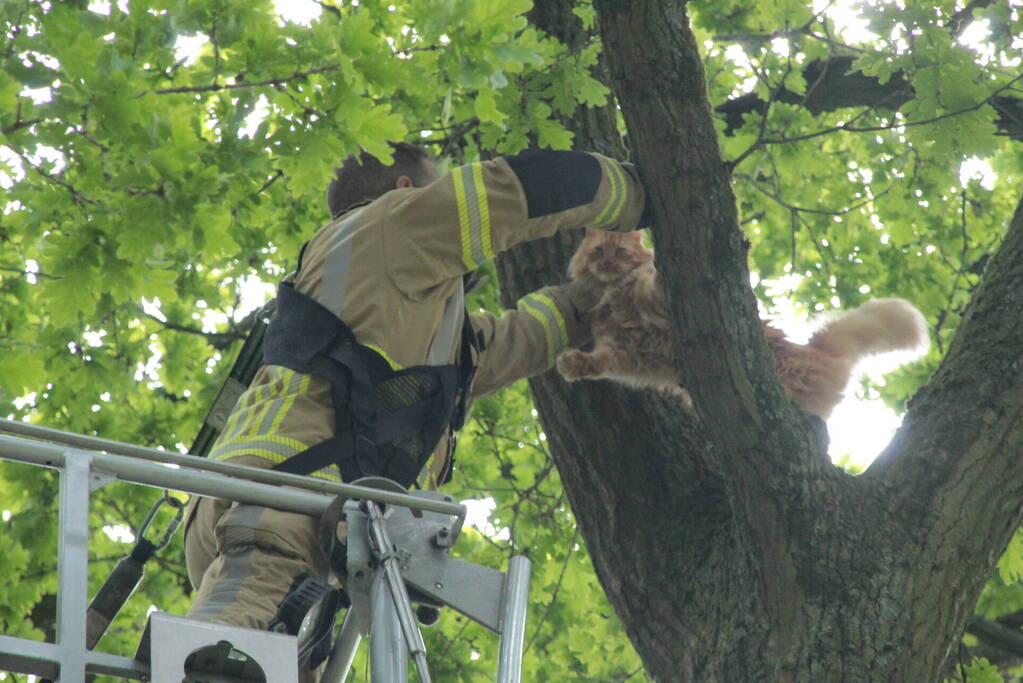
[
  {"x1": 469, "y1": 278, "x2": 601, "y2": 398},
  {"x1": 374, "y1": 150, "x2": 649, "y2": 297}
]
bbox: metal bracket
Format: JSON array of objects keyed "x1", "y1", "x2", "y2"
[
  {"x1": 344, "y1": 491, "x2": 506, "y2": 634},
  {"x1": 89, "y1": 469, "x2": 116, "y2": 492}
]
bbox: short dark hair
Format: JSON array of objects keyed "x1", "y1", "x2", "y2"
[{"x1": 326, "y1": 142, "x2": 436, "y2": 218}]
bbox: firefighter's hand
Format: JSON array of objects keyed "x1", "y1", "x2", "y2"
[{"x1": 562, "y1": 278, "x2": 603, "y2": 316}]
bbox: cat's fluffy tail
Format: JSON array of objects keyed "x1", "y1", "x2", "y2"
[{"x1": 808, "y1": 298, "x2": 929, "y2": 363}]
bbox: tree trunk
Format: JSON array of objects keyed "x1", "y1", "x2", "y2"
[{"x1": 498, "y1": 1, "x2": 1023, "y2": 681}]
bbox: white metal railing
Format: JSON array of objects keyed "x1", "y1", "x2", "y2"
[{"x1": 0, "y1": 419, "x2": 529, "y2": 682}]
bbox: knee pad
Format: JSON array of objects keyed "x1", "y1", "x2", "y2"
[{"x1": 268, "y1": 574, "x2": 350, "y2": 670}]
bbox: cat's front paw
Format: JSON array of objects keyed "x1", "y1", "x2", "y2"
[{"x1": 557, "y1": 349, "x2": 597, "y2": 381}]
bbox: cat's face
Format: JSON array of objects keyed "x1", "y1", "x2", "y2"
[{"x1": 569, "y1": 229, "x2": 654, "y2": 284}]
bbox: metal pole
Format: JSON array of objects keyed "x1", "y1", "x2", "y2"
[
  {"x1": 0, "y1": 433, "x2": 467, "y2": 523},
  {"x1": 0, "y1": 433, "x2": 332, "y2": 517},
  {"x1": 369, "y1": 573, "x2": 407, "y2": 683},
  {"x1": 496, "y1": 555, "x2": 531, "y2": 683},
  {"x1": 319, "y1": 610, "x2": 362, "y2": 683},
  {"x1": 0, "y1": 420, "x2": 466, "y2": 521},
  {"x1": 55, "y1": 453, "x2": 91, "y2": 682},
  {"x1": 365, "y1": 502, "x2": 431, "y2": 683}
]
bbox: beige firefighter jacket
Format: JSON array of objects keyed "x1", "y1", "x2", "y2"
[{"x1": 208, "y1": 152, "x2": 647, "y2": 488}]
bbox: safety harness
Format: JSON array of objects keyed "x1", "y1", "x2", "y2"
[{"x1": 261, "y1": 279, "x2": 478, "y2": 488}]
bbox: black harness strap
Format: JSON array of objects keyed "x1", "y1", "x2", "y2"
[{"x1": 263, "y1": 280, "x2": 477, "y2": 487}]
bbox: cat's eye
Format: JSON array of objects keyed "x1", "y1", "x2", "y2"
[{"x1": 593, "y1": 247, "x2": 604, "y2": 257}]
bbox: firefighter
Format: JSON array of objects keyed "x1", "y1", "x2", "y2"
[{"x1": 183, "y1": 143, "x2": 650, "y2": 671}]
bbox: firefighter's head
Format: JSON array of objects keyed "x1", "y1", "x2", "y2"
[{"x1": 326, "y1": 142, "x2": 439, "y2": 218}]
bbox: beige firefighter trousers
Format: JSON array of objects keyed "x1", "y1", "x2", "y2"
[
  {"x1": 184, "y1": 490, "x2": 330, "y2": 683},
  {"x1": 184, "y1": 494, "x2": 328, "y2": 629}
]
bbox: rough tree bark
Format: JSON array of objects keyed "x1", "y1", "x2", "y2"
[{"x1": 496, "y1": 2, "x2": 1023, "y2": 681}]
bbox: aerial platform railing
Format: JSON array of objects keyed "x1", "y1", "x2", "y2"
[{"x1": 0, "y1": 418, "x2": 531, "y2": 682}]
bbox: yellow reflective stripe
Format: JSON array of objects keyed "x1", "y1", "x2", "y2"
[
  {"x1": 211, "y1": 433, "x2": 310, "y2": 457},
  {"x1": 220, "y1": 405, "x2": 245, "y2": 441},
  {"x1": 520, "y1": 304, "x2": 553, "y2": 365},
  {"x1": 454, "y1": 163, "x2": 493, "y2": 270},
  {"x1": 606, "y1": 160, "x2": 628, "y2": 226},
  {"x1": 249, "y1": 370, "x2": 287, "y2": 435},
  {"x1": 220, "y1": 384, "x2": 257, "y2": 440},
  {"x1": 260, "y1": 369, "x2": 297, "y2": 434},
  {"x1": 269, "y1": 371, "x2": 310, "y2": 434},
  {"x1": 471, "y1": 162, "x2": 493, "y2": 261},
  {"x1": 215, "y1": 452, "x2": 344, "y2": 483},
  {"x1": 208, "y1": 368, "x2": 345, "y2": 483},
  {"x1": 223, "y1": 380, "x2": 273, "y2": 441},
  {"x1": 542, "y1": 294, "x2": 569, "y2": 348},
  {"x1": 308, "y1": 469, "x2": 344, "y2": 483},
  {"x1": 453, "y1": 168, "x2": 475, "y2": 269},
  {"x1": 221, "y1": 368, "x2": 306, "y2": 441},
  {"x1": 591, "y1": 157, "x2": 628, "y2": 229},
  {"x1": 365, "y1": 344, "x2": 404, "y2": 371},
  {"x1": 417, "y1": 453, "x2": 438, "y2": 489},
  {"x1": 518, "y1": 293, "x2": 568, "y2": 367},
  {"x1": 527, "y1": 293, "x2": 569, "y2": 349}
]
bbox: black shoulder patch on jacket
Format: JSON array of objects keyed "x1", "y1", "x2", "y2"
[{"x1": 504, "y1": 150, "x2": 602, "y2": 219}]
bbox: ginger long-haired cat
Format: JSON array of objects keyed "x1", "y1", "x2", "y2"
[{"x1": 556, "y1": 229, "x2": 930, "y2": 419}]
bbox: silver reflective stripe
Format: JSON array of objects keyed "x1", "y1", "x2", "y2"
[
  {"x1": 463, "y1": 169, "x2": 487, "y2": 267},
  {"x1": 454, "y1": 163, "x2": 492, "y2": 269},
  {"x1": 318, "y1": 210, "x2": 362, "y2": 314},
  {"x1": 188, "y1": 506, "x2": 262, "y2": 622},
  {"x1": 427, "y1": 285, "x2": 465, "y2": 365}
]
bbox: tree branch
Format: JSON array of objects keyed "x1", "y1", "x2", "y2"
[
  {"x1": 1, "y1": 117, "x2": 43, "y2": 136},
  {"x1": 154, "y1": 66, "x2": 339, "y2": 95},
  {"x1": 734, "y1": 171, "x2": 893, "y2": 216},
  {"x1": 869, "y1": 189, "x2": 1023, "y2": 492},
  {"x1": 0, "y1": 266, "x2": 59, "y2": 280},
  {"x1": 967, "y1": 616, "x2": 1023, "y2": 659},
  {"x1": 524, "y1": 526, "x2": 579, "y2": 654},
  {"x1": 7, "y1": 146, "x2": 100, "y2": 207},
  {"x1": 759, "y1": 72, "x2": 1023, "y2": 149},
  {"x1": 948, "y1": 0, "x2": 996, "y2": 39},
  {"x1": 716, "y1": 55, "x2": 1023, "y2": 143},
  {"x1": 598, "y1": 0, "x2": 830, "y2": 494},
  {"x1": 257, "y1": 169, "x2": 284, "y2": 194},
  {"x1": 862, "y1": 189, "x2": 1023, "y2": 673},
  {"x1": 141, "y1": 311, "x2": 245, "y2": 350}
]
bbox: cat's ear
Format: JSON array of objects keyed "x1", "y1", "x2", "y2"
[
  {"x1": 626, "y1": 230, "x2": 645, "y2": 243},
  {"x1": 585, "y1": 227, "x2": 600, "y2": 238}
]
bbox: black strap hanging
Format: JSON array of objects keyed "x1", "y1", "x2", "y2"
[{"x1": 83, "y1": 494, "x2": 184, "y2": 651}]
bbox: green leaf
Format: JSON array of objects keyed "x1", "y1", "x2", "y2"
[
  {"x1": 0, "y1": 70, "x2": 19, "y2": 117},
  {"x1": 139, "y1": 268, "x2": 178, "y2": 302},
  {"x1": 945, "y1": 658, "x2": 1004, "y2": 683},
  {"x1": 572, "y1": 2, "x2": 596, "y2": 30},
  {"x1": 998, "y1": 528, "x2": 1023, "y2": 585},
  {"x1": 40, "y1": 268, "x2": 100, "y2": 326},
  {"x1": 536, "y1": 118, "x2": 573, "y2": 150},
  {"x1": 0, "y1": 352, "x2": 46, "y2": 398},
  {"x1": 195, "y1": 203, "x2": 238, "y2": 258},
  {"x1": 474, "y1": 88, "x2": 506, "y2": 126}
]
